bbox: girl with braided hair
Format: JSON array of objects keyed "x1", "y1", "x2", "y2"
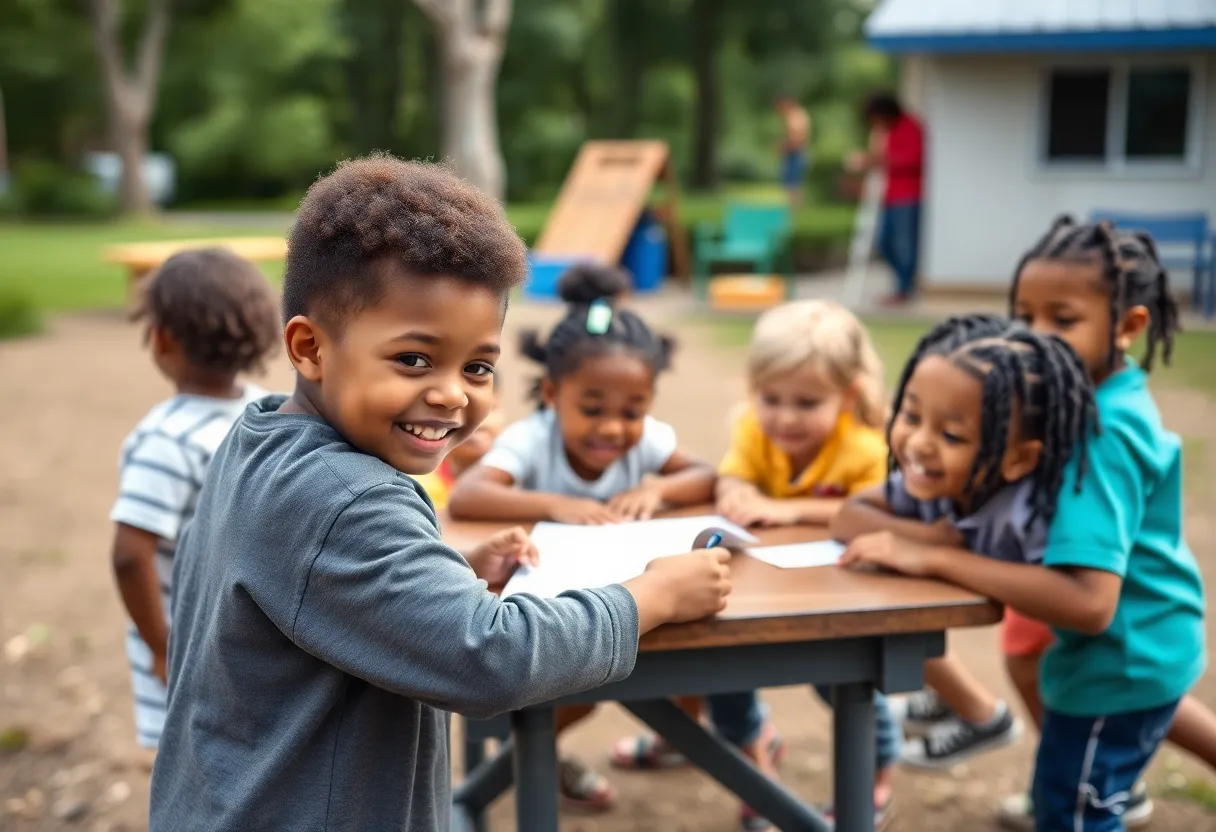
[
  {"x1": 448, "y1": 266, "x2": 721, "y2": 813},
  {"x1": 982, "y1": 215, "x2": 1215, "y2": 829},
  {"x1": 836, "y1": 308, "x2": 1206, "y2": 832}
]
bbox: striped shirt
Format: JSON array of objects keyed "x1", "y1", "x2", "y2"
[{"x1": 109, "y1": 387, "x2": 266, "y2": 748}]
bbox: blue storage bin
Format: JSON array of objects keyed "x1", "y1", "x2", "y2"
[
  {"x1": 621, "y1": 210, "x2": 668, "y2": 293},
  {"x1": 525, "y1": 253, "x2": 596, "y2": 301}
]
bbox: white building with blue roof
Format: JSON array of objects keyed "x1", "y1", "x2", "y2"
[{"x1": 864, "y1": 0, "x2": 1216, "y2": 293}]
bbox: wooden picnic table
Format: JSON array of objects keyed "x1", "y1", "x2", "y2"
[
  {"x1": 104, "y1": 236, "x2": 288, "y2": 300},
  {"x1": 441, "y1": 507, "x2": 1002, "y2": 832}
]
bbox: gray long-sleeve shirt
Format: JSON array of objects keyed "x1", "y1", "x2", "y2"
[{"x1": 150, "y1": 395, "x2": 640, "y2": 832}]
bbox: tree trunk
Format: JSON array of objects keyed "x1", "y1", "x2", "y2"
[
  {"x1": 87, "y1": 0, "x2": 170, "y2": 217},
  {"x1": 413, "y1": 0, "x2": 510, "y2": 202},
  {"x1": 691, "y1": 0, "x2": 720, "y2": 191},
  {"x1": 114, "y1": 106, "x2": 152, "y2": 215}
]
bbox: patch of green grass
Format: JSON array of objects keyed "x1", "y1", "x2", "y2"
[
  {"x1": 0, "y1": 290, "x2": 43, "y2": 340},
  {"x1": 1157, "y1": 330, "x2": 1216, "y2": 396},
  {"x1": 1163, "y1": 774, "x2": 1216, "y2": 811},
  {"x1": 0, "y1": 196, "x2": 857, "y2": 314},
  {"x1": 0, "y1": 221, "x2": 289, "y2": 312},
  {"x1": 691, "y1": 314, "x2": 933, "y2": 388}
]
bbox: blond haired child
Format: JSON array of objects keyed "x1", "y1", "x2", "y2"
[
  {"x1": 615, "y1": 301, "x2": 901, "y2": 830},
  {"x1": 716, "y1": 299, "x2": 889, "y2": 527}
]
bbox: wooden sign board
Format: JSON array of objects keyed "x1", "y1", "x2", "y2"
[{"x1": 533, "y1": 140, "x2": 689, "y2": 281}]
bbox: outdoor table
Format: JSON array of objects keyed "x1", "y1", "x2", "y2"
[
  {"x1": 103, "y1": 236, "x2": 287, "y2": 303},
  {"x1": 440, "y1": 508, "x2": 1001, "y2": 832}
]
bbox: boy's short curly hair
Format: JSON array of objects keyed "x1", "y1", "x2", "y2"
[
  {"x1": 282, "y1": 154, "x2": 528, "y2": 329},
  {"x1": 133, "y1": 247, "x2": 280, "y2": 376}
]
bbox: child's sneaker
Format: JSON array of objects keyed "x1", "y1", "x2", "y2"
[
  {"x1": 900, "y1": 701, "x2": 1021, "y2": 769},
  {"x1": 558, "y1": 756, "x2": 616, "y2": 813},
  {"x1": 997, "y1": 779, "x2": 1153, "y2": 830},
  {"x1": 889, "y1": 689, "x2": 954, "y2": 736}
]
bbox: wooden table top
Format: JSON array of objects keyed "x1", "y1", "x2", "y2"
[
  {"x1": 440, "y1": 507, "x2": 1002, "y2": 652},
  {"x1": 104, "y1": 236, "x2": 288, "y2": 271}
]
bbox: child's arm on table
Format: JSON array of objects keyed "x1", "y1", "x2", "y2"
[
  {"x1": 607, "y1": 450, "x2": 716, "y2": 521},
  {"x1": 111, "y1": 524, "x2": 170, "y2": 683},
  {"x1": 840, "y1": 535, "x2": 1120, "y2": 635},
  {"x1": 289, "y1": 485, "x2": 732, "y2": 718},
  {"x1": 447, "y1": 465, "x2": 620, "y2": 524},
  {"x1": 830, "y1": 484, "x2": 964, "y2": 545}
]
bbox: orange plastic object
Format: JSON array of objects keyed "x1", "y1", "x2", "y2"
[{"x1": 708, "y1": 274, "x2": 786, "y2": 311}]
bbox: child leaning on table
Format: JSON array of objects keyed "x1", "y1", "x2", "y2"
[
  {"x1": 834, "y1": 310, "x2": 1206, "y2": 832},
  {"x1": 446, "y1": 266, "x2": 721, "y2": 812},
  {"x1": 108, "y1": 248, "x2": 279, "y2": 756},
  {"x1": 148, "y1": 156, "x2": 735, "y2": 832}
]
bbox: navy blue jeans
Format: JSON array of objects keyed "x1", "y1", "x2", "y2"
[
  {"x1": 706, "y1": 688, "x2": 899, "y2": 770},
  {"x1": 876, "y1": 201, "x2": 921, "y2": 298},
  {"x1": 1033, "y1": 700, "x2": 1179, "y2": 831}
]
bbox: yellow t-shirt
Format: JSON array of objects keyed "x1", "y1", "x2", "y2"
[
  {"x1": 412, "y1": 470, "x2": 451, "y2": 511},
  {"x1": 718, "y1": 407, "x2": 887, "y2": 498}
]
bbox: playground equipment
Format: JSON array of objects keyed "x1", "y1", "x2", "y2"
[
  {"x1": 528, "y1": 140, "x2": 689, "y2": 298},
  {"x1": 105, "y1": 236, "x2": 287, "y2": 303}
]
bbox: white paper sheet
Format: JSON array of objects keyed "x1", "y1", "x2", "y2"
[
  {"x1": 745, "y1": 540, "x2": 845, "y2": 569},
  {"x1": 502, "y1": 515, "x2": 756, "y2": 598}
]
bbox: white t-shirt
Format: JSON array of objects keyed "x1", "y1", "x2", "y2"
[
  {"x1": 480, "y1": 408, "x2": 678, "y2": 501},
  {"x1": 109, "y1": 385, "x2": 267, "y2": 748}
]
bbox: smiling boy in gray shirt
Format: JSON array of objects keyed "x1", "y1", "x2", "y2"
[{"x1": 149, "y1": 156, "x2": 733, "y2": 832}]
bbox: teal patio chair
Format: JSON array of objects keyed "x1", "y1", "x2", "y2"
[{"x1": 692, "y1": 203, "x2": 793, "y2": 298}]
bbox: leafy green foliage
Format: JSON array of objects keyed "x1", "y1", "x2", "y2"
[{"x1": 0, "y1": 289, "x2": 43, "y2": 340}]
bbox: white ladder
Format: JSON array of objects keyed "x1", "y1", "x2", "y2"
[{"x1": 840, "y1": 169, "x2": 884, "y2": 309}]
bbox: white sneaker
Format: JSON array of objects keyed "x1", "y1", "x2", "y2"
[
  {"x1": 997, "y1": 780, "x2": 1154, "y2": 830},
  {"x1": 889, "y1": 690, "x2": 955, "y2": 737}
]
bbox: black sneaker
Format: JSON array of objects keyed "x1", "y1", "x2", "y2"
[
  {"x1": 900, "y1": 703, "x2": 1022, "y2": 769},
  {"x1": 891, "y1": 690, "x2": 954, "y2": 736}
]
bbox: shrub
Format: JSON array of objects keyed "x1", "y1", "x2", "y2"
[
  {"x1": 0, "y1": 291, "x2": 44, "y2": 340},
  {"x1": 3, "y1": 161, "x2": 118, "y2": 219}
]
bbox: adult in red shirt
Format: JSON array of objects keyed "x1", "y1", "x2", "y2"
[{"x1": 849, "y1": 92, "x2": 925, "y2": 305}]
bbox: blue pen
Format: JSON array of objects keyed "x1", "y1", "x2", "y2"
[{"x1": 704, "y1": 532, "x2": 722, "y2": 549}]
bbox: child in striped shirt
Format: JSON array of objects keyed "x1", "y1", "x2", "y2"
[{"x1": 108, "y1": 248, "x2": 280, "y2": 753}]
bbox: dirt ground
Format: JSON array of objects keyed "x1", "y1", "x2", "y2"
[{"x1": 2, "y1": 294, "x2": 1214, "y2": 831}]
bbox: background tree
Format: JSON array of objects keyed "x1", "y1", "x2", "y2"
[
  {"x1": 413, "y1": 0, "x2": 512, "y2": 201},
  {"x1": 87, "y1": 0, "x2": 171, "y2": 215}
]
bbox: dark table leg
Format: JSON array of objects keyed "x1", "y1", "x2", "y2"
[
  {"x1": 453, "y1": 737, "x2": 514, "y2": 829},
  {"x1": 511, "y1": 708, "x2": 559, "y2": 832},
  {"x1": 625, "y1": 699, "x2": 831, "y2": 832},
  {"x1": 831, "y1": 683, "x2": 877, "y2": 832},
  {"x1": 463, "y1": 738, "x2": 487, "y2": 832}
]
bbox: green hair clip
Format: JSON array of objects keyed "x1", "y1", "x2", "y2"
[{"x1": 585, "y1": 300, "x2": 613, "y2": 335}]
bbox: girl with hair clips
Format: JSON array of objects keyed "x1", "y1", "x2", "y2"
[
  {"x1": 835, "y1": 307, "x2": 1206, "y2": 832},
  {"x1": 447, "y1": 270, "x2": 719, "y2": 813}
]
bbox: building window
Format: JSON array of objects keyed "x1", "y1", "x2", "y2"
[{"x1": 1043, "y1": 64, "x2": 1197, "y2": 166}]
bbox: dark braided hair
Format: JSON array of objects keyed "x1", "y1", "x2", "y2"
[
  {"x1": 1009, "y1": 214, "x2": 1181, "y2": 372},
  {"x1": 520, "y1": 268, "x2": 674, "y2": 407},
  {"x1": 133, "y1": 248, "x2": 280, "y2": 376},
  {"x1": 888, "y1": 315, "x2": 1098, "y2": 528}
]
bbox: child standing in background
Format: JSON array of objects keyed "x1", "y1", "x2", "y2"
[
  {"x1": 109, "y1": 248, "x2": 280, "y2": 755},
  {"x1": 448, "y1": 268, "x2": 720, "y2": 811}
]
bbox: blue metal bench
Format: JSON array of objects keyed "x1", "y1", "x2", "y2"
[{"x1": 1088, "y1": 210, "x2": 1215, "y2": 319}]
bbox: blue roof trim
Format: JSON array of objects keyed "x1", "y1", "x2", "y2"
[{"x1": 867, "y1": 27, "x2": 1216, "y2": 55}]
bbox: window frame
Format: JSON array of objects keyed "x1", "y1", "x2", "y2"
[{"x1": 1037, "y1": 57, "x2": 1206, "y2": 176}]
